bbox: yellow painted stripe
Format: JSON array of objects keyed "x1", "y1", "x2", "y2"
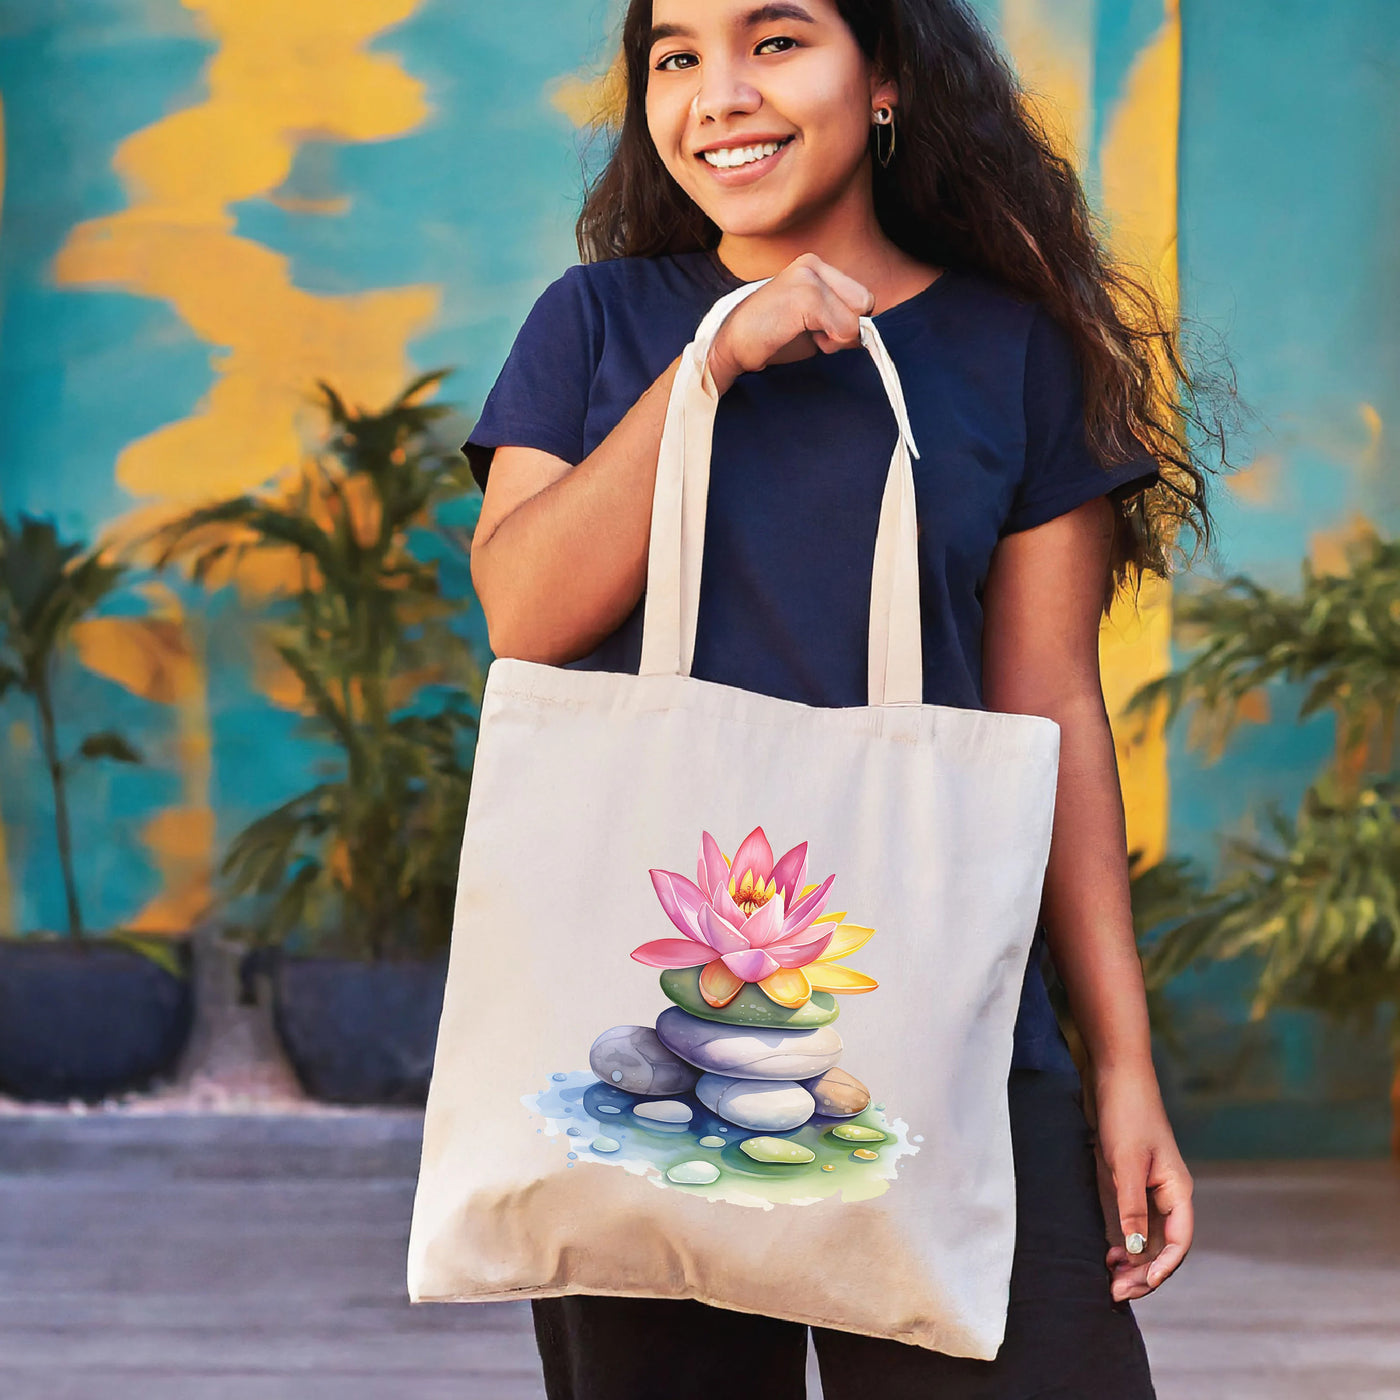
[
  {"x1": 1000, "y1": 0, "x2": 1096, "y2": 168},
  {"x1": 1097, "y1": 3, "x2": 1181, "y2": 867},
  {"x1": 1003, "y1": 2, "x2": 1180, "y2": 868}
]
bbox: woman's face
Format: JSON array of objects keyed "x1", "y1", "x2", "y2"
[{"x1": 644, "y1": 0, "x2": 894, "y2": 240}]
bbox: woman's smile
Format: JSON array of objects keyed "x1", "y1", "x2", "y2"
[{"x1": 695, "y1": 134, "x2": 796, "y2": 184}]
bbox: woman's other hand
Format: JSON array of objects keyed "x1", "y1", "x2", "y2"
[
  {"x1": 706, "y1": 252, "x2": 875, "y2": 394},
  {"x1": 1088, "y1": 1060, "x2": 1195, "y2": 1302}
]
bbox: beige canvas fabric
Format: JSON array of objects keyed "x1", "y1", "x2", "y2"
[{"x1": 406, "y1": 281, "x2": 1062, "y2": 1358}]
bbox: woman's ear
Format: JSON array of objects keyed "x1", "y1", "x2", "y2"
[{"x1": 870, "y1": 72, "x2": 899, "y2": 118}]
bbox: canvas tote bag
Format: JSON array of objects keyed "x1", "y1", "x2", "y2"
[{"x1": 407, "y1": 279, "x2": 1062, "y2": 1358}]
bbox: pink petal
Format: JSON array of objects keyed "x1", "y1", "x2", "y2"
[
  {"x1": 721, "y1": 947, "x2": 780, "y2": 982},
  {"x1": 740, "y1": 891, "x2": 788, "y2": 948},
  {"x1": 630, "y1": 939, "x2": 712, "y2": 969},
  {"x1": 766, "y1": 928, "x2": 835, "y2": 968},
  {"x1": 729, "y1": 826, "x2": 774, "y2": 891},
  {"x1": 712, "y1": 877, "x2": 750, "y2": 930},
  {"x1": 780, "y1": 872, "x2": 836, "y2": 937},
  {"x1": 769, "y1": 841, "x2": 808, "y2": 905},
  {"x1": 776, "y1": 918, "x2": 836, "y2": 949},
  {"x1": 649, "y1": 868, "x2": 709, "y2": 941},
  {"x1": 697, "y1": 902, "x2": 751, "y2": 955},
  {"x1": 697, "y1": 830, "x2": 730, "y2": 902}
]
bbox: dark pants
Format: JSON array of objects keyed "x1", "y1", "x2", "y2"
[{"x1": 531, "y1": 1068, "x2": 1157, "y2": 1399}]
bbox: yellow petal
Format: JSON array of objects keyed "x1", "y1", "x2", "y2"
[
  {"x1": 699, "y1": 960, "x2": 744, "y2": 1008},
  {"x1": 811, "y1": 909, "x2": 846, "y2": 925},
  {"x1": 805, "y1": 963, "x2": 878, "y2": 994},
  {"x1": 820, "y1": 922, "x2": 875, "y2": 960},
  {"x1": 757, "y1": 967, "x2": 812, "y2": 1008},
  {"x1": 798, "y1": 882, "x2": 819, "y2": 899}
]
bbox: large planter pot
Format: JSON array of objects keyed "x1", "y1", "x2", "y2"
[
  {"x1": 0, "y1": 937, "x2": 194, "y2": 1102},
  {"x1": 264, "y1": 951, "x2": 449, "y2": 1105}
]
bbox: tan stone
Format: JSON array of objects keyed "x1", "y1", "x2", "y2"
[{"x1": 802, "y1": 1067, "x2": 871, "y2": 1118}]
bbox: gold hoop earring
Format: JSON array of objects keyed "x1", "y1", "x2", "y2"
[{"x1": 873, "y1": 107, "x2": 896, "y2": 168}]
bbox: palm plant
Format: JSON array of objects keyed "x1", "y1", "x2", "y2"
[
  {"x1": 144, "y1": 370, "x2": 483, "y2": 961},
  {"x1": 0, "y1": 516, "x2": 144, "y2": 940},
  {"x1": 1124, "y1": 528, "x2": 1400, "y2": 1155}
]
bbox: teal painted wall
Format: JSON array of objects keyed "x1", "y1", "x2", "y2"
[{"x1": 1, "y1": 0, "x2": 1396, "y2": 1152}]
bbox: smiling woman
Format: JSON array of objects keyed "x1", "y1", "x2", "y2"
[
  {"x1": 647, "y1": 0, "x2": 876, "y2": 217},
  {"x1": 456, "y1": 0, "x2": 1216, "y2": 1395}
]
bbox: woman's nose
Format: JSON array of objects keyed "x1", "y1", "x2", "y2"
[{"x1": 691, "y1": 65, "x2": 762, "y2": 125}]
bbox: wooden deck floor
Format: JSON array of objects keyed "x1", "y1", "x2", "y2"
[{"x1": 1, "y1": 1114, "x2": 1397, "y2": 1399}]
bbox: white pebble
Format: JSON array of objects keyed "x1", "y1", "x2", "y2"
[{"x1": 633, "y1": 1100, "x2": 693, "y2": 1124}]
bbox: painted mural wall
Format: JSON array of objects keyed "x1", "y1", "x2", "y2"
[{"x1": 0, "y1": 0, "x2": 1396, "y2": 1153}]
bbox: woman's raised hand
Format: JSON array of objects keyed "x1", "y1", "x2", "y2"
[{"x1": 706, "y1": 252, "x2": 876, "y2": 396}]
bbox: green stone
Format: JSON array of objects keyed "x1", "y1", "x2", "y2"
[
  {"x1": 698, "y1": 1135, "x2": 727, "y2": 1149},
  {"x1": 739, "y1": 1136, "x2": 817, "y2": 1165},
  {"x1": 827, "y1": 1124, "x2": 887, "y2": 1143},
  {"x1": 666, "y1": 1160, "x2": 721, "y2": 1185},
  {"x1": 659, "y1": 966, "x2": 840, "y2": 1028},
  {"x1": 590, "y1": 1136, "x2": 620, "y2": 1153}
]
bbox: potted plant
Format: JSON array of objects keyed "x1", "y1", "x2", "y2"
[
  {"x1": 149, "y1": 371, "x2": 483, "y2": 1105},
  {"x1": 1122, "y1": 527, "x2": 1400, "y2": 1156},
  {"x1": 0, "y1": 515, "x2": 193, "y2": 1101}
]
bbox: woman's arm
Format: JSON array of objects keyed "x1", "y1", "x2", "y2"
[
  {"x1": 471, "y1": 354, "x2": 684, "y2": 664},
  {"x1": 983, "y1": 497, "x2": 1152, "y2": 1072},
  {"x1": 472, "y1": 252, "x2": 875, "y2": 664},
  {"x1": 982, "y1": 495, "x2": 1194, "y2": 1302}
]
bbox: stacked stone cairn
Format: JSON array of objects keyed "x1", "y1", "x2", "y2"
[{"x1": 587, "y1": 963, "x2": 873, "y2": 1154}]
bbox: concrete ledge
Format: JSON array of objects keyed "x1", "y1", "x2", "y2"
[{"x1": 0, "y1": 1110, "x2": 426, "y2": 1178}]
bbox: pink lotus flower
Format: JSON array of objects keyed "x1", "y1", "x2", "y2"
[{"x1": 631, "y1": 826, "x2": 878, "y2": 1008}]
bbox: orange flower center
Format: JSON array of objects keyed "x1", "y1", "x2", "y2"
[{"x1": 730, "y1": 868, "x2": 777, "y2": 917}]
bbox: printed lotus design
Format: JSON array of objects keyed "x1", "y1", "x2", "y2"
[
  {"x1": 632, "y1": 825, "x2": 878, "y2": 1009},
  {"x1": 522, "y1": 821, "x2": 918, "y2": 1211}
]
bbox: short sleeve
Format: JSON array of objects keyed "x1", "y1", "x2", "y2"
[
  {"x1": 461, "y1": 264, "x2": 601, "y2": 494},
  {"x1": 1000, "y1": 306, "x2": 1161, "y2": 536}
]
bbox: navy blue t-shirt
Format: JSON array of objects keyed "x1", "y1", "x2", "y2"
[{"x1": 464, "y1": 249, "x2": 1159, "y2": 1077}]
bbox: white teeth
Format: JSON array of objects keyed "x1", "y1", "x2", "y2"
[{"x1": 701, "y1": 140, "x2": 785, "y2": 169}]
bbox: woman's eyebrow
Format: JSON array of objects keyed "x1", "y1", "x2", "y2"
[
  {"x1": 648, "y1": 20, "x2": 694, "y2": 44},
  {"x1": 742, "y1": 2, "x2": 818, "y2": 26},
  {"x1": 649, "y1": 3, "x2": 817, "y2": 47}
]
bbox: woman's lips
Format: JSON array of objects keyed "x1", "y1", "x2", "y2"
[{"x1": 695, "y1": 137, "x2": 795, "y2": 186}]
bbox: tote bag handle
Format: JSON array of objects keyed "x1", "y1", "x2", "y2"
[{"x1": 638, "y1": 278, "x2": 924, "y2": 706}]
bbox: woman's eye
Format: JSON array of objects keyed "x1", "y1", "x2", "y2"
[
  {"x1": 755, "y1": 35, "x2": 799, "y2": 55},
  {"x1": 654, "y1": 51, "x2": 699, "y2": 71}
]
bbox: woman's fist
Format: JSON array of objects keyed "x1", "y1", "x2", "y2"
[{"x1": 707, "y1": 253, "x2": 876, "y2": 395}]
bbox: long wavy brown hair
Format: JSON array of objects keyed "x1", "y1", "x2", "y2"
[{"x1": 576, "y1": 0, "x2": 1235, "y2": 608}]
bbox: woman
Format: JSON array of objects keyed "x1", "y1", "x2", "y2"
[{"x1": 464, "y1": 0, "x2": 1219, "y2": 1394}]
